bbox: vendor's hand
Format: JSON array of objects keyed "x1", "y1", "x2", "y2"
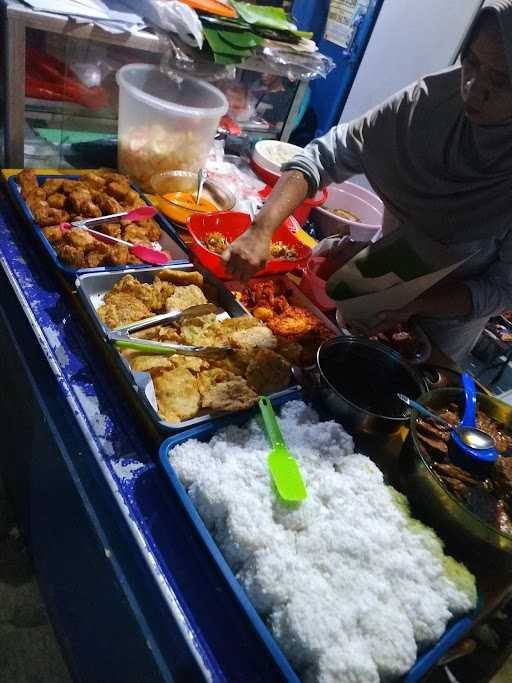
[
  {"x1": 222, "y1": 227, "x2": 271, "y2": 281},
  {"x1": 369, "y1": 306, "x2": 414, "y2": 336}
]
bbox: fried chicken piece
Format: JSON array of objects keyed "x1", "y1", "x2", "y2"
[
  {"x1": 40, "y1": 178, "x2": 64, "y2": 195},
  {"x1": 68, "y1": 189, "x2": 92, "y2": 213},
  {"x1": 55, "y1": 244, "x2": 85, "y2": 268},
  {"x1": 130, "y1": 355, "x2": 173, "y2": 373},
  {"x1": 152, "y1": 367, "x2": 200, "y2": 422},
  {"x1": 85, "y1": 250, "x2": 108, "y2": 268},
  {"x1": 137, "y1": 218, "x2": 161, "y2": 242},
  {"x1": 98, "y1": 292, "x2": 152, "y2": 329},
  {"x1": 245, "y1": 349, "x2": 291, "y2": 394},
  {"x1": 97, "y1": 169, "x2": 127, "y2": 184},
  {"x1": 63, "y1": 228, "x2": 96, "y2": 251},
  {"x1": 166, "y1": 285, "x2": 207, "y2": 312},
  {"x1": 82, "y1": 172, "x2": 107, "y2": 190},
  {"x1": 34, "y1": 207, "x2": 69, "y2": 227},
  {"x1": 95, "y1": 192, "x2": 123, "y2": 215},
  {"x1": 106, "y1": 180, "x2": 131, "y2": 200},
  {"x1": 198, "y1": 370, "x2": 258, "y2": 412},
  {"x1": 47, "y1": 192, "x2": 67, "y2": 209},
  {"x1": 26, "y1": 192, "x2": 48, "y2": 213},
  {"x1": 230, "y1": 325, "x2": 276, "y2": 350},
  {"x1": 17, "y1": 169, "x2": 38, "y2": 197},
  {"x1": 81, "y1": 201, "x2": 102, "y2": 219},
  {"x1": 122, "y1": 223, "x2": 152, "y2": 245},
  {"x1": 98, "y1": 222, "x2": 121, "y2": 239},
  {"x1": 104, "y1": 244, "x2": 130, "y2": 266},
  {"x1": 42, "y1": 225, "x2": 64, "y2": 244},
  {"x1": 157, "y1": 269, "x2": 204, "y2": 288},
  {"x1": 122, "y1": 189, "x2": 142, "y2": 207},
  {"x1": 61, "y1": 180, "x2": 86, "y2": 194},
  {"x1": 126, "y1": 253, "x2": 142, "y2": 265}
]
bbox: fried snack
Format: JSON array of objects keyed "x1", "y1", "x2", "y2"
[
  {"x1": 95, "y1": 192, "x2": 123, "y2": 215},
  {"x1": 267, "y1": 306, "x2": 317, "y2": 337},
  {"x1": 26, "y1": 193, "x2": 48, "y2": 214},
  {"x1": 104, "y1": 244, "x2": 130, "y2": 266},
  {"x1": 157, "y1": 327, "x2": 183, "y2": 343},
  {"x1": 152, "y1": 367, "x2": 200, "y2": 422},
  {"x1": 42, "y1": 225, "x2": 64, "y2": 244},
  {"x1": 33, "y1": 206, "x2": 69, "y2": 227},
  {"x1": 98, "y1": 292, "x2": 152, "y2": 329},
  {"x1": 198, "y1": 371, "x2": 258, "y2": 412},
  {"x1": 158, "y1": 269, "x2": 204, "y2": 288},
  {"x1": 212, "y1": 349, "x2": 252, "y2": 377},
  {"x1": 81, "y1": 201, "x2": 102, "y2": 219},
  {"x1": 68, "y1": 189, "x2": 92, "y2": 213},
  {"x1": 197, "y1": 368, "x2": 234, "y2": 394},
  {"x1": 55, "y1": 244, "x2": 85, "y2": 268},
  {"x1": 110, "y1": 274, "x2": 156, "y2": 310},
  {"x1": 85, "y1": 251, "x2": 108, "y2": 268},
  {"x1": 107, "y1": 180, "x2": 131, "y2": 200},
  {"x1": 62, "y1": 179, "x2": 88, "y2": 194},
  {"x1": 230, "y1": 325, "x2": 277, "y2": 350},
  {"x1": 180, "y1": 314, "x2": 224, "y2": 347},
  {"x1": 245, "y1": 349, "x2": 290, "y2": 394},
  {"x1": 166, "y1": 285, "x2": 207, "y2": 312},
  {"x1": 137, "y1": 218, "x2": 161, "y2": 242},
  {"x1": 170, "y1": 356, "x2": 209, "y2": 372},
  {"x1": 98, "y1": 222, "x2": 121, "y2": 239},
  {"x1": 63, "y1": 228, "x2": 96, "y2": 251},
  {"x1": 151, "y1": 277, "x2": 176, "y2": 313},
  {"x1": 123, "y1": 223, "x2": 153, "y2": 245},
  {"x1": 17, "y1": 169, "x2": 38, "y2": 197},
  {"x1": 131, "y1": 355, "x2": 174, "y2": 373},
  {"x1": 47, "y1": 193, "x2": 67, "y2": 209},
  {"x1": 123, "y1": 189, "x2": 142, "y2": 207},
  {"x1": 275, "y1": 337, "x2": 303, "y2": 365},
  {"x1": 82, "y1": 172, "x2": 107, "y2": 190}
]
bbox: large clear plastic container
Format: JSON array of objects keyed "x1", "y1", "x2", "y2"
[{"x1": 116, "y1": 64, "x2": 228, "y2": 192}]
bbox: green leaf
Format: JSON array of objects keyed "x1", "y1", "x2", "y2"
[
  {"x1": 230, "y1": 1, "x2": 297, "y2": 31},
  {"x1": 204, "y1": 28, "x2": 253, "y2": 57},
  {"x1": 213, "y1": 52, "x2": 244, "y2": 64},
  {"x1": 218, "y1": 29, "x2": 263, "y2": 49}
]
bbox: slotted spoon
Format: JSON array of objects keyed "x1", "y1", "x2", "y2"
[{"x1": 259, "y1": 396, "x2": 307, "y2": 503}]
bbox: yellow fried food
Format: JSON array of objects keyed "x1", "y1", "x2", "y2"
[
  {"x1": 41, "y1": 179, "x2": 64, "y2": 196},
  {"x1": 197, "y1": 368, "x2": 235, "y2": 394},
  {"x1": 170, "y1": 355, "x2": 209, "y2": 372},
  {"x1": 152, "y1": 367, "x2": 200, "y2": 422},
  {"x1": 104, "y1": 244, "x2": 130, "y2": 266},
  {"x1": 180, "y1": 314, "x2": 224, "y2": 347},
  {"x1": 68, "y1": 189, "x2": 92, "y2": 213},
  {"x1": 110, "y1": 274, "x2": 157, "y2": 310},
  {"x1": 18, "y1": 169, "x2": 38, "y2": 197},
  {"x1": 157, "y1": 269, "x2": 204, "y2": 288},
  {"x1": 82, "y1": 172, "x2": 107, "y2": 190},
  {"x1": 211, "y1": 349, "x2": 252, "y2": 377},
  {"x1": 33, "y1": 206, "x2": 69, "y2": 227},
  {"x1": 199, "y1": 373, "x2": 258, "y2": 412},
  {"x1": 106, "y1": 180, "x2": 130, "y2": 199},
  {"x1": 245, "y1": 349, "x2": 290, "y2": 394},
  {"x1": 123, "y1": 223, "x2": 153, "y2": 245},
  {"x1": 42, "y1": 225, "x2": 64, "y2": 244},
  {"x1": 229, "y1": 325, "x2": 277, "y2": 350},
  {"x1": 166, "y1": 285, "x2": 207, "y2": 312},
  {"x1": 47, "y1": 193, "x2": 67, "y2": 209},
  {"x1": 98, "y1": 292, "x2": 152, "y2": 329},
  {"x1": 150, "y1": 277, "x2": 176, "y2": 313},
  {"x1": 130, "y1": 355, "x2": 173, "y2": 373},
  {"x1": 63, "y1": 228, "x2": 96, "y2": 251},
  {"x1": 55, "y1": 244, "x2": 85, "y2": 268},
  {"x1": 85, "y1": 251, "x2": 108, "y2": 268},
  {"x1": 157, "y1": 327, "x2": 183, "y2": 343},
  {"x1": 267, "y1": 306, "x2": 317, "y2": 337}
]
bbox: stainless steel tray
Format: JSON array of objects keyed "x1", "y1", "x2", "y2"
[{"x1": 76, "y1": 264, "x2": 297, "y2": 432}]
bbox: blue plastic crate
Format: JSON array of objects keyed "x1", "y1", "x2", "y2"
[
  {"x1": 159, "y1": 394, "x2": 479, "y2": 683},
  {"x1": 7, "y1": 174, "x2": 190, "y2": 279}
]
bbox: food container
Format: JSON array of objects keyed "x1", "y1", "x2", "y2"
[
  {"x1": 258, "y1": 183, "x2": 328, "y2": 227},
  {"x1": 298, "y1": 256, "x2": 337, "y2": 312},
  {"x1": 316, "y1": 337, "x2": 427, "y2": 435},
  {"x1": 187, "y1": 212, "x2": 312, "y2": 280},
  {"x1": 159, "y1": 393, "x2": 479, "y2": 683},
  {"x1": 312, "y1": 180, "x2": 384, "y2": 241},
  {"x1": 251, "y1": 139, "x2": 302, "y2": 183},
  {"x1": 76, "y1": 265, "x2": 297, "y2": 432},
  {"x1": 401, "y1": 388, "x2": 512, "y2": 560},
  {"x1": 116, "y1": 64, "x2": 228, "y2": 192},
  {"x1": 7, "y1": 174, "x2": 189, "y2": 279}
]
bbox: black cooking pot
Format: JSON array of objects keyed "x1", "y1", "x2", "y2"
[{"x1": 316, "y1": 336, "x2": 428, "y2": 435}]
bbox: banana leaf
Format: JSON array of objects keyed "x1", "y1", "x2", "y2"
[
  {"x1": 204, "y1": 28, "x2": 253, "y2": 57},
  {"x1": 230, "y1": 1, "x2": 297, "y2": 31},
  {"x1": 218, "y1": 29, "x2": 263, "y2": 49}
]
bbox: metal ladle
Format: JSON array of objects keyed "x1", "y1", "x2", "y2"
[
  {"x1": 196, "y1": 168, "x2": 208, "y2": 205},
  {"x1": 397, "y1": 393, "x2": 497, "y2": 455}
]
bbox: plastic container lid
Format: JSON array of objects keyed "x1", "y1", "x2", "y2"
[{"x1": 116, "y1": 64, "x2": 228, "y2": 118}]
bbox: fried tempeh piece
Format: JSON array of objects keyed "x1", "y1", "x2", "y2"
[{"x1": 245, "y1": 349, "x2": 290, "y2": 394}]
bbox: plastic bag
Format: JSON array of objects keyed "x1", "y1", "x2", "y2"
[{"x1": 243, "y1": 45, "x2": 335, "y2": 81}]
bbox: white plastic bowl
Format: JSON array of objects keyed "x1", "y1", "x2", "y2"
[
  {"x1": 252, "y1": 139, "x2": 303, "y2": 177},
  {"x1": 313, "y1": 181, "x2": 384, "y2": 242}
]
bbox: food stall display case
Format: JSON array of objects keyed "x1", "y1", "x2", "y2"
[{"x1": 1, "y1": 0, "x2": 310, "y2": 169}]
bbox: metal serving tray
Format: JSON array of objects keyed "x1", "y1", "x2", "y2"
[
  {"x1": 77, "y1": 264, "x2": 298, "y2": 432},
  {"x1": 7, "y1": 174, "x2": 190, "y2": 278},
  {"x1": 159, "y1": 394, "x2": 478, "y2": 683}
]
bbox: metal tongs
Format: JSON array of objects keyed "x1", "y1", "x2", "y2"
[{"x1": 108, "y1": 304, "x2": 234, "y2": 360}]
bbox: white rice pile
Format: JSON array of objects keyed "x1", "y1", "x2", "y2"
[{"x1": 170, "y1": 401, "x2": 477, "y2": 683}]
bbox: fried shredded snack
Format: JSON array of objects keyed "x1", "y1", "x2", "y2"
[
  {"x1": 98, "y1": 292, "x2": 152, "y2": 329},
  {"x1": 245, "y1": 349, "x2": 291, "y2": 394},
  {"x1": 166, "y1": 285, "x2": 207, "y2": 312},
  {"x1": 198, "y1": 370, "x2": 258, "y2": 412}
]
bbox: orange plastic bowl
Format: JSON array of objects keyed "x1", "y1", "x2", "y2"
[{"x1": 187, "y1": 211, "x2": 312, "y2": 280}]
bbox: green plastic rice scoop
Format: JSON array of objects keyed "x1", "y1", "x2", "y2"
[{"x1": 258, "y1": 397, "x2": 307, "y2": 503}]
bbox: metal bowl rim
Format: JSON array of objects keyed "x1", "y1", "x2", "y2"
[{"x1": 316, "y1": 336, "x2": 427, "y2": 422}]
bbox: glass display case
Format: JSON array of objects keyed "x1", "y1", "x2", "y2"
[{"x1": 1, "y1": 0, "x2": 309, "y2": 169}]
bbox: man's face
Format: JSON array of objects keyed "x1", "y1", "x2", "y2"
[{"x1": 461, "y1": 19, "x2": 512, "y2": 125}]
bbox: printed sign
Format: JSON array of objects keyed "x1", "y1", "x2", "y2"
[{"x1": 324, "y1": 0, "x2": 359, "y2": 48}]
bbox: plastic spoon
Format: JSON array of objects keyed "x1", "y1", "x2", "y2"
[
  {"x1": 258, "y1": 396, "x2": 307, "y2": 503},
  {"x1": 397, "y1": 392, "x2": 497, "y2": 460},
  {"x1": 452, "y1": 372, "x2": 498, "y2": 464},
  {"x1": 61, "y1": 208, "x2": 169, "y2": 266}
]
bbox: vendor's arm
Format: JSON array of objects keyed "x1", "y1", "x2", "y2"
[{"x1": 223, "y1": 119, "x2": 367, "y2": 279}]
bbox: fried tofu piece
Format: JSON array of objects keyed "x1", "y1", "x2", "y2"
[
  {"x1": 82, "y1": 172, "x2": 107, "y2": 190},
  {"x1": 180, "y1": 314, "x2": 224, "y2": 347},
  {"x1": 152, "y1": 367, "x2": 200, "y2": 422},
  {"x1": 40, "y1": 178, "x2": 64, "y2": 195},
  {"x1": 33, "y1": 206, "x2": 69, "y2": 227},
  {"x1": 98, "y1": 292, "x2": 152, "y2": 329},
  {"x1": 130, "y1": 355, "x2": 173, "y2": 373},
  {"x1": 42, "y1": 225, "x2": 64, "y2": 244},
  {"x1": 229, "y1": 324, "x2": 277, "y2": 350},
  {"x1": 157, "y1": 269, "x2": 204, "y2": 288},
  {"x1": 245, "y1": 349, "x2": 290, "y2": 394},
  {"x1": 47, "y1": 192, "x2": 67, "y2": 209},
  {"x1": 18, "y1": 169, "x2": 38, "y2": 197},
  {"x1": 55, "y1": 244, "x2": 85, "y2": 268},
  {"x1": 63, "y1": 228, "x2": 96, "y2": 251},
  {"x1": 166, "y1": 285, "x2": 207, "y2": 312},
  {"x1": 199, "y1": 371, "x2": 258, "y2": 412}
]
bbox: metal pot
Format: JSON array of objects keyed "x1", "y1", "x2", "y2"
[{"x1": 316, "y1": 336, "x2": 428, "y2": 435}]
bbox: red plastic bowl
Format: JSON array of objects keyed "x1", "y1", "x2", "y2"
[
  {"x1": 187, "y1": 211, "x2": 312, "y2": 280},
  {"x1": 258, "y1": 184, "x2": 328, "y2": 226}
]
